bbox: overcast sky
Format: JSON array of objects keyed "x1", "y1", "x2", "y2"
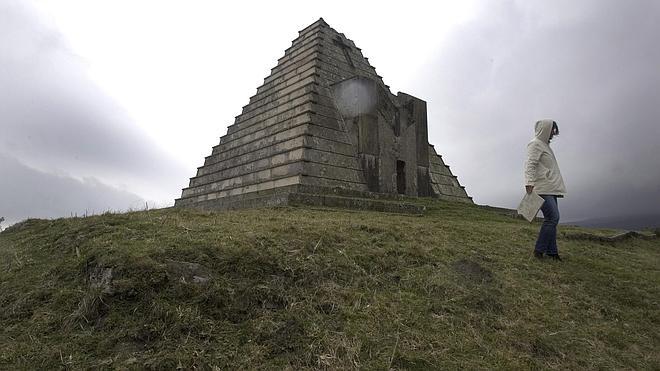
[{"x1": 1, "y1": 0, "x2": 659, "y2": 226}]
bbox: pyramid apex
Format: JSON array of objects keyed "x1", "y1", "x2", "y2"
[{"x1": 298, "y1": 18, "x2": 329, "y2": 35}]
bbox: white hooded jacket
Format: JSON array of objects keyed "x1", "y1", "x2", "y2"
[{"x1": 524, "y1": 119, "x2": 566, "y2": 196}]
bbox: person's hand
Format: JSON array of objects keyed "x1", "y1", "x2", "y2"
[{"x1": 525, "y1": 185, "x2": 534, "y2": 194}]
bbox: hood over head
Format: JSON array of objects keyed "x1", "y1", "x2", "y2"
[{"x1": 534, "y1": 119, "x2": 555, "y2": 144}]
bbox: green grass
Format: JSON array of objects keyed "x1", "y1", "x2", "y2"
[{"x1": 1, "y1": 200, "x2": 658, "y2": 369}]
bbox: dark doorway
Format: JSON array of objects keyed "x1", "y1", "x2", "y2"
[{"x1": 396, "y1": 160, "x2": 406, "y2": 194}]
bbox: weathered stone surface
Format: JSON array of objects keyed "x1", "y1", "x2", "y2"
[
  {"x1": 191, "y1": 148, "x2": 305, "y2": 188},
  {"x1": 164, "y1": 259, "x2": 212, "y2": 285},
  {"x1": 87, "y1": 265, "x2": 114, "y2": 294},
  {"x1": 428, "y1": 145, "x2": 472, "y2": 203},
  {"x1": 175, "y1": 18, "x2": 472, "y2": 211},
  {"x1": 288, "y1": 192, "x2": 424, "y2": 214}
]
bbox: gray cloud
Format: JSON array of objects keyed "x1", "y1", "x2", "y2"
[
  {"x1": 0, "y1": 152, "x2": 144, "y2": 227},
  {"x1": 2, "y1": 0, "x2": 658, "y2": 225},
  {"x1": 0, "y1": 1, "x2": 189, "y2": 211},
  {"x1": 418, "y1": 0, "x2": 660, "y2": 221}
]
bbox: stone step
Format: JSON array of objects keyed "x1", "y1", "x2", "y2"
[
  {"x1": 430, "y1": 174, "x2": 460, "y2": 186},
  {"x1": 319, "y1": 41, "x2": 379, "y2": 76},
  {"x1": 249, "y1": 66, "x2": 320, "y2": 111},
  {"x1": 293, "y1": 184, "x2": 417, "y2": 203},
  {"x1": 275, "y1": 31, "x2": 324, "y2": 63},
  {"x1": 291, "y1": 19, "x2": 327, "y2": 44},
  {"x1": 175, "y1": 185, "x2": 297, "y2": 210},
  {"x1": 180, "y1": 175, "x2": 303, "y2": 204},
  {"x1": 265, "y1": 46, "x2": 321, "y2": 86},
  {"x1": 288, "y1": 192, "x2": 425, "y2": 214},
  {"x1": 275, "y1": 29, "x2": 324, "y2": 65},
  {"x1": 193, "y1": 149, "x2": 305, "y2": 186},
  {"x1": 257, "y1": 58, "x2": 319, "y2": 96},
  {"x1": 182, "y1": 162, "x2": 304, "y2": 198},
  {"x1": 193, "y1": 150, "x2": 365, "y2": 192},
  {"x1": 204, "y1": 136, "x2": 305, "y2": 168},
  {"x1": 237, "y1": 77, "x2": 319, "y2": 124},
  {"x1": 177, "y1": 185, "x2": 424, "y2": 215},
  {"x1": 217, "y1": 110, "x2": 347, "y2": 156},
  {"x1": 217, "y1": 112, "x2": 314, "y2": 152},
  {"x1": 207, "y1": 124, "x2": 358, "y2": 166},
  {"x1": 267, "y1": 44, "x2": 321, "y2": 83}
]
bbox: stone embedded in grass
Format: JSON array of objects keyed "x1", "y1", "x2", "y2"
[
  {"x1": 164, "y1": 259, "x2": 212, "y2": 285},
  {"x1": 451, "y1": 259, "x2": 494, "y2": 284},
  {"x1": 86, "y1": 264, "x2": 115, "y2": 294}
]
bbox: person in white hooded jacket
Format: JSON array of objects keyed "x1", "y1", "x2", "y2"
[{"x1": 525, "y1": 119, "x2": 566, "y2": 260}]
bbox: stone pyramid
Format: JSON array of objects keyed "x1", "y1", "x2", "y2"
[{"x1": 175, "y1": 18, "x2": 472, "y2": 211}]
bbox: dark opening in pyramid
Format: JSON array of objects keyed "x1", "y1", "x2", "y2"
[{"x1": 175, "y1": 18, "x2": 472, "y2": 212}]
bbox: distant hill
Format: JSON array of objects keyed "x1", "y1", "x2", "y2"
[
  {"x1": 1, "y1": 200, "x2": 658, "y2": 369},
  {"x1": 566, "y1": 213, "x2": 660, "y2": 230}
]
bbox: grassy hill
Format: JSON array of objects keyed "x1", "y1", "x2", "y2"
[{"x1": 1, "y1": 200, "x2": 658, "y2": 369}]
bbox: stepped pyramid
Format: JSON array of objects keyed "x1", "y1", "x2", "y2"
[{"x1": 175, "y1": 18, "x2": 472, "y2": 212}]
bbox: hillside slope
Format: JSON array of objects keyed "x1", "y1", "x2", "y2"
[{"x1": 1, "y1": 200, "x2": 658, "y2": 369}]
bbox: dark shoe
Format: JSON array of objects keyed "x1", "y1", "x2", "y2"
[
  {"x1": 534, "y1": 251, "x2": 544, "y2": 259},
  {"x1": 547, "y1": 254, "x2": 562, "y2": 261}
]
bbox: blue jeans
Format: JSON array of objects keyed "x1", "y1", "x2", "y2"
[{"x1": 535, "y1": 195, "x2": 560, "y2": 255}]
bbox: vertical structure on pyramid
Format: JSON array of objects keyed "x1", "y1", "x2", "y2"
[{"x1": 175, "y1": 18, "x2": 472, "y2": 210}]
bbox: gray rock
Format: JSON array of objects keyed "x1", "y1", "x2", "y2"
[
  {"x1": 164, "y1": 259, "x2": 212, "y2": 285},
  {"x1": 87, "y1": 266, "x2": 114, "y2": 294}
]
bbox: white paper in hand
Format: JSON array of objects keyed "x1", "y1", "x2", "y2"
[{"x1": 517, "y1": 192, "x2": 545, "y2": 222}]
